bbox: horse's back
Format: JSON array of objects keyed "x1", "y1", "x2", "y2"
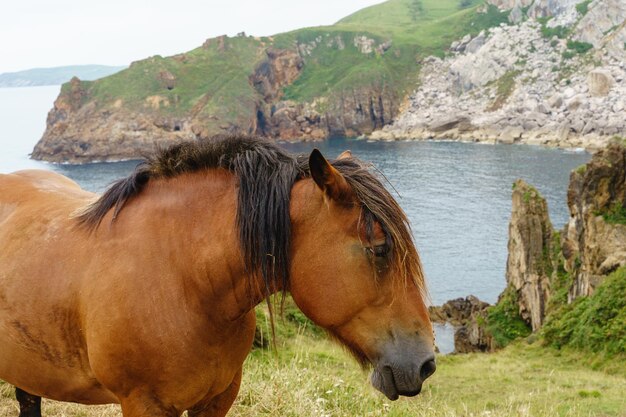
[{"x1": 0, "y1": 169, "x2": 93, "y2": 203}]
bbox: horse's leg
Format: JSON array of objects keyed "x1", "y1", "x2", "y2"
[
  {"x1": 188, "y1": 368, "x2": 242, "y2": 417},
  {"x1": 15, "y1": 387, "x2": 41, "y2": 417}
]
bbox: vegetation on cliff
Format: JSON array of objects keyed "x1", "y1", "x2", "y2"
[
  {"x1": 542, "y1": 266, "x2": 626, "y2": 362},
  {"x1": 484, "y1": 285, "x2": 531, "y2": 348}
]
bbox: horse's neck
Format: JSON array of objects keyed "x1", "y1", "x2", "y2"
[{"x1": 117, "y1": 169, "x2": 269, "y2": 321}]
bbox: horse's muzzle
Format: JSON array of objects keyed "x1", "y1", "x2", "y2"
[{"x1": 370, "y1": 354, "x2": 436, "y2": 400}]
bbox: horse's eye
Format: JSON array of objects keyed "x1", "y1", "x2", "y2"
[{"x1": 369, "y1": 244, "x2": 389, "y2": 258}]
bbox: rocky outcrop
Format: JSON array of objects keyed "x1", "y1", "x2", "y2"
[
  {"x1": 431, "y1": 142, "x2": 626, "y2": 353},
  {"x1": 563, "y1": 141, "x2": 626, "y2": 299},
  {"x1": 429, "y1": 296, "x2": 493, "y2": 353},
  {"x1": 371, "y1": 0, "x2": 626, "y2": 151},
  {"x1": 429, "y1": 296, "x2": 489, "y2": 326},
  {"x1": 573, "y1": 0, "x2": 626, "y2": 51},
  {"x1": 503, "y1": 141, "x2": 626, "y2": 334},
  {"x1": 454, "y1": 318, "x2": 494, "y2": 354},
  {"x1": 506, "y1": 180, "x2": 553, "y2": 331},
  {"x1": 587, "y1": 69, "x2": 615, "y2": 96},
  {"x1": 250, "y1": 49, "x2": 304, "y2": 102},
  {"x1": 31, "y1": 108, "x2": 198, "y2": 163}
]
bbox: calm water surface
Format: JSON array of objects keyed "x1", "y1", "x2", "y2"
[{"x1": 0, "y1": 87, "x2": 590, "y2": 352}]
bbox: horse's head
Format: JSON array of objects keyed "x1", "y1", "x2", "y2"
[{"x1": 289, "y1": 149, "x2": 435, "y2": 401}]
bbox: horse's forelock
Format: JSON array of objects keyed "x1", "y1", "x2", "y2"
[{"x1": 329, "y1": 158, "x2": 426, "y2": 296}]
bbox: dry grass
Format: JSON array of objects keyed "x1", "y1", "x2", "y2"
[{"x1": 1, "y1": 336, "x2": 625, "y2": 417}]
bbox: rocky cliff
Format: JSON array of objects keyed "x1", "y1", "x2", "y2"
[
  {"x1": 371, "y1": 0, "x2": 626, "y2": 151},
  {"x1": 31, "y1": 36, "x2": 402, "y2": 163}
]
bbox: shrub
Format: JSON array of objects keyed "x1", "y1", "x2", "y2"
[
  {"x1": 487, "y1": 70, "x2": 520, "y2": 111},
  {"x1": 486, "y1": 286, "x2": 532, "y2": 348},
  {"x1": 576, "y1": 0, "x2": 592, "y2": 16},
  {"x1": 599, "y1": 201, "x2": 626, "y2": 225},
  {"x1": 541, "y1": 25, "x2": 569, "y2": 39},
  {"x1": 567, "y1": 40, "x2": 593, "y2": 54},
  {"x1": 542, "y1": 267, "x2": 626, "y2": 355}
]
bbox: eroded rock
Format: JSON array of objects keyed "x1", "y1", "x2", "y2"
[
  {"x1": 587, "y1": 69, "x2": 615, "y2": 97},
  {"x1": 506, "y1": 179, "x2": 553, "y2": 331}
]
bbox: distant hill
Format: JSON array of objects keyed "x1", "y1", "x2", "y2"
[{"x1": 0, "y1": 65, "x2": 126, "y2": 88}]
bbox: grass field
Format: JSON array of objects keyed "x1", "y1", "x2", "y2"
[{"x1": 1, "y1": 335, "x2": 624, "y2": 417}]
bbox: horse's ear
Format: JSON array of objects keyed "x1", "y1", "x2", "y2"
[
  {"x1": 337, "y1": 150, "x2": 352, "y2": 160},
  {"x1": 309, "y1": 149, "x2": 353, "y2": 202}
]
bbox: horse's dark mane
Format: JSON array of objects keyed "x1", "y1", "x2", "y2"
[{"x1": 79, "y1": 135, "x2": 424, "y2": 297}]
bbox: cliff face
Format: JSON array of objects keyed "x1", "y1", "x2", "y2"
[
  {"x1": 32, "y1": 78, "x2": 199, "y2": 162},
  {"x1": 506, "y1": 180, "x2": 553, "y2": 331},
  {"x1": 371, "y1": 0, "x2": 626, "y2": 151}
]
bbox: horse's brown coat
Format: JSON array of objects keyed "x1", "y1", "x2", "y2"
[{"x1": 0, "y1": 138, "x2": 434, "y2": 416}]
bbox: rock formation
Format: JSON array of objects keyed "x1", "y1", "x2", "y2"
[
  {"x1": 371, "y1": 0, "x2": 626, "y2": 151},
  {"x1": 506, "y1": 180, "x2": 553, "y2": 331},
  {"x1": 429, "y1": 296, "x2": 493, "y2": 353},
  {"x1": 430, "y1": 142, "x2": 626, "y2": 354},
  {"x1": 454, "y1": 319, "x2": 494, "y2": 354},
  {"x1": 429, "y1": 296, "x2": 490, "y2": 326}
]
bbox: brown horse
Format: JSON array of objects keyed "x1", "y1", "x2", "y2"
[{"x1": 0, "y1": 136, "x2": 435, "y2": 417}]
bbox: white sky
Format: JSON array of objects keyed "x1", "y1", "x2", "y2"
[{"x1": 0, "y1": 0, "x2": 384, "y2": 74}]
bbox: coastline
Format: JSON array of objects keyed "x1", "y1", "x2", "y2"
[{"x1": 368, "y1": 127, "x2": 611, "y2": 153}]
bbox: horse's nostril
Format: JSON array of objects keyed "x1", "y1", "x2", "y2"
[{"x1": 419, "y1": 359, "x2": 436, "y2": 381}]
